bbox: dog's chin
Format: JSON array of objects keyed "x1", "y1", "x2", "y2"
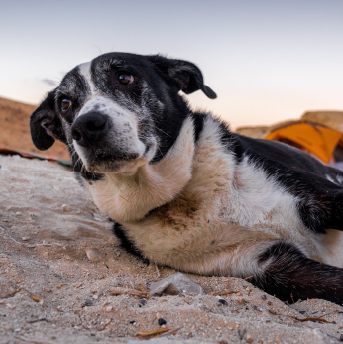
[{"x1": 85, "y1": 157, "x2": 148, "y2": 174}]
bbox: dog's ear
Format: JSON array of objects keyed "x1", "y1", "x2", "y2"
[
  {"x1": 30, "y1": 88, "x2": 66, "y2": 150},
  {"x1": 147, "y1": 55, "x2": 217, "y2": 99}
]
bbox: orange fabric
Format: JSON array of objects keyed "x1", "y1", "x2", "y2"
[{"x1": 264, "y1": 122, "x2": 343, "y2": 164}]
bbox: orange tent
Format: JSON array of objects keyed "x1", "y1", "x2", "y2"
[{"x1": 264, "y1": 121, "x2": 343, "y2": 164}]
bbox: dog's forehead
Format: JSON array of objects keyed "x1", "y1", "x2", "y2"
[
  {"x1": 78, "y1": 61, "x2": 96, "y2": 93},
  {"x1": 57, "y1": 53, "x2": 161, "y2": 102}
]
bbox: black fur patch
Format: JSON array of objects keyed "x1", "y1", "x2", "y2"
[
  {"x1": 230, "y1": 134, "x2": 343, "y2": 233},
  {"x1": 112, "y1": 221, "x2": 145, "y2": 259},
  {"x1": 191, "y1": 112, "x2": 206, "y2": 143},
  {"x1": 251, "y1": 242, "x2": 343, "y2": 304}
]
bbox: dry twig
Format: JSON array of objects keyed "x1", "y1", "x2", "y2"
[
  {"x1": 289, "y1": 315, "x2": 335, "y2": 324},
  {"x1": 212, "y1": 290, "x2": 239, "y2": 296},
  {"x1": 110, "y1": 287, "x2": 149, "y2": 298},
  {"x1": 134, "y1": 327, "x2": 170, "y2": 337},
  {"x1": 268, "y1": 310, "x2": 336, "y2": 324},
  {"x1": 1, "y1": 288, "x2": 22, "y2": 299}
]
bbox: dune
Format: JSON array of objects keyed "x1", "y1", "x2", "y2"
[{"x1": 0, "y1": 96, "x2": 69, "y2": 161}]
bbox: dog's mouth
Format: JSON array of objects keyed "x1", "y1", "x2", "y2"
[
  {"x1": 85, "y1": 153, "x2": 139, "y2": 173},
  {"x1": 84, "y1": 145, "x2": 152, "y2": 173}
]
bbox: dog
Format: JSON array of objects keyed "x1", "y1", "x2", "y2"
[{"x1": 30, "y1": 52, "x2": 343, "y2": 305}]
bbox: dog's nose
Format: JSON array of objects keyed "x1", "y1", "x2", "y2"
[{"x1": 71, "y1": 112, "x2": 108, "y2": 146}]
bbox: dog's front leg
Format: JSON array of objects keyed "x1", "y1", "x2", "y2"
[{"x1": 251, "y1": 241, "x2": 343, "y2": 305}]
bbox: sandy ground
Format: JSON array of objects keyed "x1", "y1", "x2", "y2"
[
  {"x1": 0, "y1": 96, "x2": 69, "y2": 161},
  {"x1": 1, "y1": 155, "x2": 343, "y2": 344}
]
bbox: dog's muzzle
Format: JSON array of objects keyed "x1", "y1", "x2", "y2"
[{"x1": 71, "y1": 111, "x2": 146, "y2": 172}]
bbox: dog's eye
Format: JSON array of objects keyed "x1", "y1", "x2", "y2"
[
  {"x1": 61, "y1": 99, "x2": 72, "y2": 112},
  {"x1": 118, "y1": 74, "x2": 134, "y2": 85}
]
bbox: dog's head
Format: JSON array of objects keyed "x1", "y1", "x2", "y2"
[{"x1": 30, "y1": 53, "x2": 216, "y2": 175}]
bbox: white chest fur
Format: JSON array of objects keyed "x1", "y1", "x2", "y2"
[{"x1": 86, "y1": 116, "x2": 331, "y2": 276}]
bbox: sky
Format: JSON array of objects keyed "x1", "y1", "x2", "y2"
[{"x1": 1, "y1": 0, "x2": 343, "y2": 129}]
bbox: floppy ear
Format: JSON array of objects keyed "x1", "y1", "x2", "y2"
[
  {"x1": 30, "y1": 89, "x2": 66, "y2": 150},
  {"x1": 147, "y1": 55, "x2": 217, "y2": 99}
]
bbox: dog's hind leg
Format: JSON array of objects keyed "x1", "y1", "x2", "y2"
[
  {"x1": 293, "y1": 172, "x2": 343, "y2": 233},
  {"x1": 250, "y1": 242, "x2": 343, "y2": 305}
]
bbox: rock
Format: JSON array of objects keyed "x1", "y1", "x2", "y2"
[
  {"x1": 85, "y1": 249, "x2": 102, "y2": 262},
  {"x1": 149, "y1": 272, "x2": 202, "y2": 296},
  {"x1": 301, "y1": 110, "x2": 343, "y2": 132},
  {"x1": 105, "y1": 306, "x2": 112, "y2": 312},
  {"x1": 235, "y1": 126, "x2": 270, "y2": 139},
  {"x1": 158, "y1": 318, "x2": 167, "y2": 326},
  {"x1": 139, "y1": 298, "x2": 147, "y2": 307},
  {"x1": 218, "y1": 298, "x2": 228, "y2": 306},
  {"x1": 61, "y1": 204, "x2": 71, "y2": 212},
  {"x1": 83, "y1": 299, "x2": 93, "y2": 307},
  {"x1": 246, "y1": 334, "x2": 254, "y2": 343}
]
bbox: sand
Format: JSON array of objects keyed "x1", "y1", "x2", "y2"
[
  {"x1": 0, "y1": 96, "x2": 69, "y2": 161},
  {"x1": 1, "y1": 155, "x2": 343, "y2": 344}
]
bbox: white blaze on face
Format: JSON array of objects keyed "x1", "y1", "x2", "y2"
[{"x1": 78, "y1": 62, "x2": 97, "y2": 94}]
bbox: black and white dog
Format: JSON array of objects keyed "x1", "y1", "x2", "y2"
[{"x1": 30, "y1": 52, "x2": 343, "y2": 305}]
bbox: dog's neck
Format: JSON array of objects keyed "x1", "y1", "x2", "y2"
[{"x1": 86, "y1": 116, "x2": 196, "y2": 222}]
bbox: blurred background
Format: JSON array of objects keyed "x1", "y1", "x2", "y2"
[
  {"x1": 1, "y1": 0, "x2": 343, "y2": 162},
  {"x1": 1, "y1": 0, "x2": 343, "y2": 128}
]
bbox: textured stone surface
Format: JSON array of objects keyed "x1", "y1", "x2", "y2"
[{"x1": 150, "y1": 273, "x2": 203, "y2": 296}]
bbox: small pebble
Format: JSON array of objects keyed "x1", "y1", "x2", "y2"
[
  {"x1": 105, "y1": 306, "x2": 112, "y2": 312},
  {"x1": 16, "y1": 212, "x2": 22, "y2": 216},
  {"x1": 92, "y1": 295, "x2": 98, "y2": 300},
  {"x1": 61, "y1": 204, "x2": 70, "y2": 212},
  {"x1": 6, "y1": 304, "x2": 16, "y2": 310},
  {"x1": 219, "y1": 298, "x2": 228, "y2": 306},
  {"x1": 246, "y1": 334, "x2": 254, "y2": 343},
  {"x1": 140, "y1": 298, "x2": 147, "y2": 306},
  {"x1": 158, "y1": 318, "x2": 167, "y2": 326},
  {"x1": 83, "y1": 299, "x2": 93, "y2": 307},
  {"x1": 86, "y1": 249, "x2": 102, "y2": 262},
  {"x1": 21, "y1": 237, "x2": 29, "y2": 241}
]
